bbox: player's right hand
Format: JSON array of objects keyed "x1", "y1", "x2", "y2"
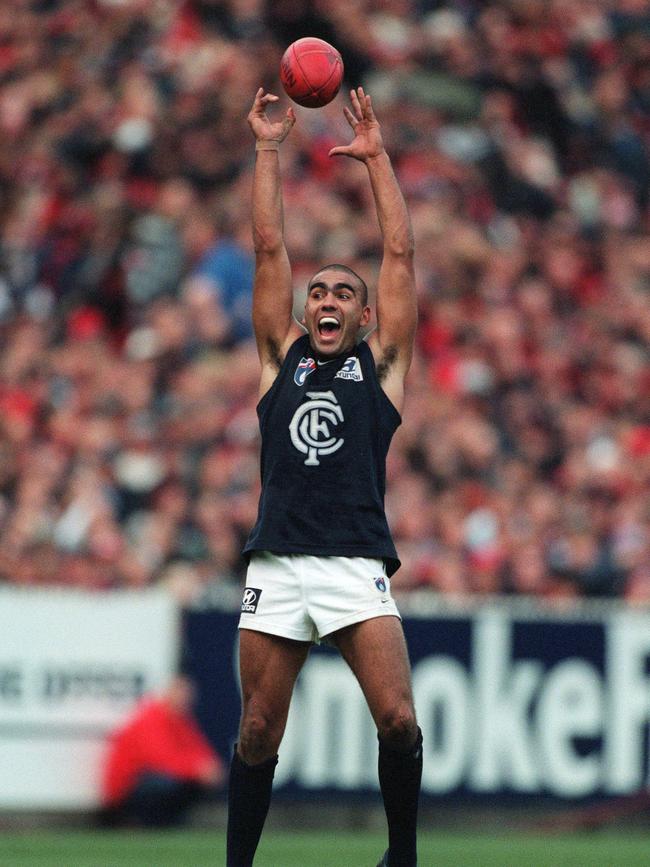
[{"x1": 248, "y1": 88, "x2": 296, "y2": 144}]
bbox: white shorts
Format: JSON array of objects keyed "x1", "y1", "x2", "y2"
[{"x1": 239, "y1": 552, "x2": 401, "y2": 642}]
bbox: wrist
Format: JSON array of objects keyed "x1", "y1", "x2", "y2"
[
  {"x1": 365, "y1": 149, "x2": 388, "y2": 164},
  {"x1": 256, "y1": 140, "x2": 281, "y2": 151}
]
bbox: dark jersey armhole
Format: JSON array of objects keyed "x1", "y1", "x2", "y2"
[{"x1": 257, "y1": 334, "x2": 307, "y2": 418}]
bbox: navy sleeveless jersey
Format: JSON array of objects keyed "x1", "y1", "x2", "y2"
[{"x1": 243, "y1": 333, "x2": 401, "y2": 575}]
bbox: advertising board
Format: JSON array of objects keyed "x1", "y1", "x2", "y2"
[
  {"x1": 186, "y1": 599, "x2": 650, "y2": 802},
  {"x1": 0, "y1": 588, "x2": 178, "y2": 809}
]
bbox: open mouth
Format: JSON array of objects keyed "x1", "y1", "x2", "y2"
[{"x1": 318, "y1": 316, "x2": 341, "y2": 337}]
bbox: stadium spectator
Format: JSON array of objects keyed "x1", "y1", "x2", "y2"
[
  {"x1": 0, "y1": 0, "x2": 647, "y2": 602},
  {"x1": 181, "y1": 207, "x2": 255, "y2": 347},
  {"x1": 100, "y1": 673, "x2": 224, "y2": 828}
]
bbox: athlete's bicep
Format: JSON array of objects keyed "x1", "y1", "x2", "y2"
[
  {"x1": 253, "y1": 249, "x2": 304, "y2": 389},
  {"x1": 368, "y1": 252, "x2": 416, "y2": 413},
  {"x1": 252, "y1": 247, "x2": 293, "y2": 356},
  {"x1": 374, "y1": 252, "x2": 417, "y2": 363}
]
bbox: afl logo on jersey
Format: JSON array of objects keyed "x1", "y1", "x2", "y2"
[
  {"x1": 294, "y1": 356, "x2": 316, "y2": 386},
  {"x1": 289, "y1": 390, "x2": 344, "y2": 466}
]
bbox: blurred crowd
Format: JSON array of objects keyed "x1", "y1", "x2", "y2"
[{"x1": 0, "y1": 0, "x2": 648, "y2": 603}]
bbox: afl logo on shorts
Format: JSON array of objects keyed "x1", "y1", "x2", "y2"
[
  {"x1": 289, "y1": 390, "x2": 344, "y2": 466},
  {"x1": 241, "y1": 587, "x2": 262, "y2": 614},
  {"x1": 374, "y1": 576, "x2": 387, "y2": 593}
]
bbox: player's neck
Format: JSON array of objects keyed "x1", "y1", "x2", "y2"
[{"x1": 310, "y1": 340, "x2": 357, "y2": 363}]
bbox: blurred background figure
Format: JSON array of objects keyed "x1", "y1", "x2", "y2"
[{"x1": 99, "y1": 674, "x2": 224, "y2": 828}]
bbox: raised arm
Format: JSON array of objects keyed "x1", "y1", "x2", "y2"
[
  {"x1": 330, "y1": 88, "x2": 417, "y2": 413},
  {"x1": 247, "y1": 89, "x2": 303, "y2": 396}
]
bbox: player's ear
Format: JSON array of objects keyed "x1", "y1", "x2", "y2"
[
  {"x1": 302, "y1": 292, "x2": 310, "y2": 325},
  {"x1": 360, "y1": 305, "x2": 371, "y2": 327}
]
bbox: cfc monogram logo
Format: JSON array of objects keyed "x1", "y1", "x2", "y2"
[{"x1": 289, "y1": 391, "x2": 344, "y2": 466}]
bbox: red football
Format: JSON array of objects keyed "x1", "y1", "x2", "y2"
[{"x1": 280, "y1": 38, "x2": 344, "y2": 108}]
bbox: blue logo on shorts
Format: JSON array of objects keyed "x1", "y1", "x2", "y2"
[{"x1": 374, "y1": 576, "x2": 387, "y2": 593}]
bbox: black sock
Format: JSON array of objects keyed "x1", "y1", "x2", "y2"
[
  {"x1": 378, "y1": 727, "x2": 422, "y2": 867},
  {"x1": 226, "y1": 747, "x2": 278, "y2": 867}
]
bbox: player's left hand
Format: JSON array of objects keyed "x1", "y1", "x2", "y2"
[{"x1": 329, "y1": 87, "x2": 385, "y2": 162}]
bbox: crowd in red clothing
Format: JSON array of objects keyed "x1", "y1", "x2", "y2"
[
  {"x1": 101, "y1": 674, "x2": 224, "y2": 826},
  {"x1": 0, "y1": 1, "x2": 648, "y2": 603}
]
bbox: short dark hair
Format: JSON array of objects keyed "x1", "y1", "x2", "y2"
[{"x1": 309, "y1": 264, "x2": 369, "y2": 307}]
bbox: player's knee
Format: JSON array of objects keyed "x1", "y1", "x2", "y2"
[
  {"x1": 239, "y1": 706, "x2": 281, "y2": 763},
  {"x1": 377, "y1": 703, "x2": 418, "y2": 749}
]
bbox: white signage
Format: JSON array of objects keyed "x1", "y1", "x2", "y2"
[
  {"x1": 0, "y1": 588, "x2": 178, "y2": 809},
  {"x1": 274, "y1": 608, "x2": 650, "y2": 799}
]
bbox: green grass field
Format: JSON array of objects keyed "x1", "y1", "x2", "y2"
[{"x1": 0, "y1": 830, "x2": 649, "y2": 867}]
